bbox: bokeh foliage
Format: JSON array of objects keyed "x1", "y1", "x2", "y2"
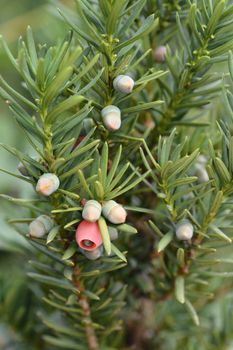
[{"x1": 2, "y1": 1, "x2": 233, "y2": 350}]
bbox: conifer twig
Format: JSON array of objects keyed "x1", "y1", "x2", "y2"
[{"x1": 73, "y1": 267, "x2": 99, "y2": 350}]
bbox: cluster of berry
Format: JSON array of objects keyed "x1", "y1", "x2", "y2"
[
  {"x1": 22, "y1": 171, "x2": 127, "y2": 260},
  {"x1": 102, "y1": 46, "x2": 167, "y2": 132},
  {"x1": 101, "y1": 74, "x2": 134, "y2": 131},
  {"x1": 18, "y1": 45, "x2": 168, "y2": 260},
  {"x1": 77, "y1": 199, "x2": 127, "y2": 260}
]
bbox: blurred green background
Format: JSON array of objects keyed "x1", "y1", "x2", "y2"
[
  {"x1": 0, "y1": 0, "x2": 68, "y2": 246},
  {"x1": 1, "y1": 2, "x2": 233, "y2": 350},
  {"x1": 0, "y1": 1, "x2": 69, "y2": 348}
]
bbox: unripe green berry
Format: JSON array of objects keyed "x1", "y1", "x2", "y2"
[
  {"x1": 102, "y1": 200, "x2": 127, "y2": 224},
  {"x1": 29, "y1": 215, "x2": 54, "y2": 238},
  {"x1": 176, "y1": 220, "x2": 194, "y2": 241},
  {"x1": 113, "y1": 75, "x2": 134, "y2": 94},
  {"x1": 36, "y1": 173, "x2": 60, "y2": 196},
  {"x1": 196, "y1": 168, "x2": 209, "y2": 183},
  {"x1": 153, "y1": 45, "x2": 166, "y2": 63},
  {"x1": 195, "y1": 155, "x2": 209, "y2": 183},
  {"x1": 82, "y1": 200, "x2": 102, "y2": 222},
  {"x1": 101, "y1": 105, "x2": 121, "y2": 131},
  {"x1": 108, "y1": 227, "x2": 118, "y2": 241},
  {"x1": 83, "y1": 118, "x2": 95, "y2": 134},
  {"x1": 81, "y1": 246, "x2": 103, "y2": 260},
  {"x1": 197, "y1": 154, "x2": 208, "y2": 165},
  {"x1": 17, "y1": 162, "x2": 30, "y2": 177}
]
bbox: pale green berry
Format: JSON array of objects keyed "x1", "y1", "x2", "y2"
[
  {"x1": 36, "y1": 173, "x2": 60, "y2": 196},
  {"x1": 29, "y1": 215, "x2": 54, "y2": 238},
  {"x1": 196, "y1": 168, "x2": 209, "y2": 183},
  {"x1": 101, "y1": 105, "x2": 121, "y2": 131},
  {"x1": 18, "y1": 156, "x2": 38, "y2": 177},
  {"x1": 108, "y1": 227, "x2": 118, "y2": 241},
  {"x1": 17, "y1": 162, "x2": 29, "y2": 177},
  {"x1": 102, "y1": 200, "x2": 127, "y2": 224},
  {"x1": 113, "y1": 75, "x2": 134, "y2": 94},
  {"x1": 153, "y1": 45, "x2": 166, "y2": 62},
  {"x1": 83, "y1": 118, "x2": 95, "y2": 134},
  {"x1": 82, "y1": 246, "x2": 103, "y2": 260},
  {"x1": 176, "y1": 220, "x2": 194, "y2": 241},
  {"x1": 195, "y1": 155, "x2": 209, "y2": 183},
  {"x1": 82, "y1": 200, "x2": 101, "y2": 222},
  {"x1": 197, "y1": 154, "x2": 208, "y2": 165}
]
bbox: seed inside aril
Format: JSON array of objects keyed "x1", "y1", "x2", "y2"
[{"x1": 83, "y1": 239, "x2": 94, "y2": 247}]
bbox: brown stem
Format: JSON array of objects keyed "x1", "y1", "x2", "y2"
[
  {"x1": 73, "y1": 267, "x2": 99, "y2": 350},
  {"x1": 79, "y1": 295, "x2": 99, "y2": 350}
]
